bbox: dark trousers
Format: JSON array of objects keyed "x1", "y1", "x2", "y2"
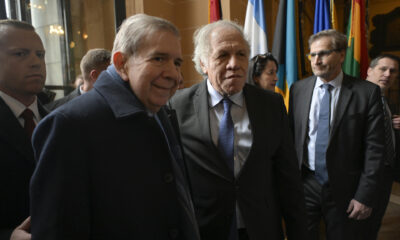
[
  {"x1": 363, "y1": 166, "x2": 394, "y2": 240},
  {"x1": 302, "y1": 168, "x2": 367, "y2": 240},
  {"x1": 238, "y1": 228, "x2": 249, "y2": 240}
]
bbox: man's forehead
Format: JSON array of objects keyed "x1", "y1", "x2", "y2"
[
  {"x1": 0, "y1": 26, "x2": 41, "y2": 46},
  {"x1": 310, "y1": 37, "x2": 332, "y2": 49},
  {"x1": 377, "y1": 58, "x2": 399, "y2": 69},
  {"x1": 210, "y1": 29, "x2": 248, "y2": 51}
]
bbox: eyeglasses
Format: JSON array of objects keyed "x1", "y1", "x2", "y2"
[{"x1": 306, "y1": 49, "x2": 340, "y2": 61}]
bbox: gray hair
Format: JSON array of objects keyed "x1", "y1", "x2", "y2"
[
  {"x1": 192, "y1": 20, "x2": 250, "y2": 75},
  {"x1": 308, "y1": 29, "x2": 347, "y2": 51},
  {"x1": 80, "y1": 48, "x2": 111, "y2": 80},
  {"x1": 112, "y1": 14, "x2": 179, "y2": 63}
]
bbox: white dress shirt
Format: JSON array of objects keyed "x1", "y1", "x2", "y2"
[
  {"x1": 0, "y1": 90, "x2": 41, "y2": 126},
  {"x1": 207, "y1": 79, "x2": 253, "y2": 229},
  {"x1": 306, "y1": 71, "x2": 343, "y2": 170}
]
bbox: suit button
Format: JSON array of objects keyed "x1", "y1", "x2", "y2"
[
  {"x1": 169, "y1": 228, "x2": 180, "y2": 239},
  {"x1": 164, "y1": 173, "x2": 174, "y2": 183}
]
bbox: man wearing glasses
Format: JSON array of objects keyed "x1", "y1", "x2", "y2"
[{"x1": 288, "y1": 29, "x2": 385, "y2": 240}]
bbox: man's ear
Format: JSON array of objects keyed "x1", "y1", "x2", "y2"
[
  {"x1": 113, "y1": 52, "x2": 129, "y2": 81},
  {"x1": 367, "y1": 67, "x2": 373, "y2": 78},
  {"x1": 89, "y1": 69, "x2": 99, "y2": 82},
  {"x1": 200, "y1": 60, "x2": 208, "y2": 75}
]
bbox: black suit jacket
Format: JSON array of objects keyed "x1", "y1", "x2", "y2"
[
  {"x1": 288, "y1": 74, "x2": 385, "y2": 209},
  {"x1": 30, "y1": 66, "x2": 200, "y2": 240},
  {"x1": 169, "y1": 81, "x2": 308, "y2": 240},
  {"x1": 45, "y1": 86, "x2": 81, "y2": 111},
  {"x1": 0, "y1": 97, "x2": 47, "y2": 240}
]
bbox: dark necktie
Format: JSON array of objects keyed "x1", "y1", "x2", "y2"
[
  {"x1": 218, "y1": 98, "x2": 234, "y2": 172},
  {"x1": 217, "y1": 98, "x2": 238, "y2": 240},
  {"x1": 382, "y1": 96, "x2": 395, "y2": 167},
  {"x1": 20, "y1": 108, "x2": 36, "y2": 139},
  {"x1": 315, "y1": 84, "x2": 332, "y2": 185}
]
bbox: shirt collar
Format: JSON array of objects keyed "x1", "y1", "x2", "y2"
[
  {"x1": 79, "y1": 84, "x2": 87, "y2": 94},
  {"x1": 0, "y1": 90, "x2": 40, "y2": 121},
  {"x1": 315, "y1": 71, "x2": 343, "y2": 89},
  {"x1": 206, "y1": 79, "x2": 244, "y2": 108}
]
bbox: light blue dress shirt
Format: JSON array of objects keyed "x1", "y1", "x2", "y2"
[{"x1": 307, "y1": 71, "x2": 343, "y2": 170}]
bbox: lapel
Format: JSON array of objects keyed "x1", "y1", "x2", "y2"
[
  {"x1": 0, "y1": 98, "x2": 35, "y2": 163},
  {"x1": 158, "y1": 107, "x2": 186, "y2": 173},
  {"x1": 330, "y1": 74, "x2": 353, "y2": 138},
  {"x1": 298, "y1": 77, "x2": 316, "y2": 145},
  {"x1": 237, "y1": 85, "x2": 259, "y2": 178},
  {"x1": 193, "y1": 81, "x2": 233, "y2": 181}
]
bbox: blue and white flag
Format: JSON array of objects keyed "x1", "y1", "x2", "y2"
[{"x1": 244, "y1": 0, "x2": 268, "y2": 59}]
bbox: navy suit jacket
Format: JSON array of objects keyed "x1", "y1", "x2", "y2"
[
  {"x1": 169, "y1": 81, "x2": 308, "y2": 240},
  {"x1": 30, "y1": 66, "x2": 199, "y2": 240},
  {"x1": 0, "y1": 97, "x2": 47, "y2": 240}
]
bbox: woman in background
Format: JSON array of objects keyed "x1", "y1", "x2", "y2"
[{"x1": 247, "y1": 53, "x2": 279, "y2": 92}]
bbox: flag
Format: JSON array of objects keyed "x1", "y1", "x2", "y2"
[
  {"x1": 244, "y1": 0, "x2": 268, "y2": 59},
  {"x1": 313, "y1": 0, "x2": 331, "y2": 33},
  {"x1": 343, "y1": 0, "x2": 368, "y2": 79},
  {"x1": 272, "y1": 0, "x2": 298, "y2": 108},
  {"x1": 330, "y1": 0, "x2": 338, "y2": 30},
  {"x1": 209, "y1": 0, "x2": 222, "y2": 23}
]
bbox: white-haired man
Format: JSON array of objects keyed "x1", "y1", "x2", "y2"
[
  {"x1": 169, "y1": 20, "x2": 307, "y2": 240},
  {"x1": 30, "y1": 14, "x2": 200, "y2": 239}
]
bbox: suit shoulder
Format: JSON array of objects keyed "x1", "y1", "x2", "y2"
[
  {"x1": 169, "y1": 82, "x2": 203, "y2": 107},
  {"x1": 344, "y1": 75, "x2": 381, "y2": 94},
  {"x1": 244, "y1": 84, "x2": 282, "y2": 101}
]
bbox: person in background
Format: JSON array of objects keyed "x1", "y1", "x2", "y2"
[
  {"x1": 46, "y1": 48, "x2": 111, "y2": 110},
  {"x1": 169, "y1": 20, "x2": 307, "y2": 240},
  {"x1": 0, "y1": 19, "x2": 47, "y2": 240},
  {"x1": 30, "y1": 14, "x2": 200, "y2": 239},
  {"x1": 73, "y1": 74, "x2": 84, "y2": 89},
  {"x1": 247, "y1": 52, "x2": 278, "y2": 92},
  {"x1": 365, "y1": 54, "x2": 400, "y2": 240},
  {"x1": 288, "y1": 29, "x2": 384, "y2": 240}
]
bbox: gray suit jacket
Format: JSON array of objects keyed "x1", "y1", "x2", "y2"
[
  {"x1": 169, "y1": 81, "x2": 308, "y2": 240},
  {"x1": 288, "y1": 74, "x2": 385, "y2": 209}
]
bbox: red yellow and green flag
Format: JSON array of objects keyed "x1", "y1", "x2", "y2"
[
  {"x1": 330, "y1": 0, "x2": 338, "y2": 30},
  {"x1": 343, "y1": 0, "x2": 368, "y2": 79}
]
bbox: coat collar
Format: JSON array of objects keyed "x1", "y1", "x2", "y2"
[{"x1": 94, "y1": 65, "x2": 149, "y2": 119}]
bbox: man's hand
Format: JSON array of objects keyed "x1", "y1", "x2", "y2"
[
  {"x1": 346, "y1": 199, "x2": 372, "y2": 220},
  {"x1": 392, "y1": 115, "x2": 400, "y2": 130},
  {"x1": 10, "y1": 217, "x2": 31, "y2": 240}
]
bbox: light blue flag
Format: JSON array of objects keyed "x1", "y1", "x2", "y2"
[
  {"x1": 272, "y1": 0, "x2": 298, "y2": 108},
  {"x1": 244, "y1": 0, "x2": 268, "y2": 59}
]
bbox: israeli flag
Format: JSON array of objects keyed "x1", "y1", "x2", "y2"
[{"x1": 244, "y1": 0, "x2": 268, "y2": 58}]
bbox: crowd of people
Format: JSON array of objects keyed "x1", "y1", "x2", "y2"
[{"x1": 0, "y1": 13, "x2": 399, "y2": 240}]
